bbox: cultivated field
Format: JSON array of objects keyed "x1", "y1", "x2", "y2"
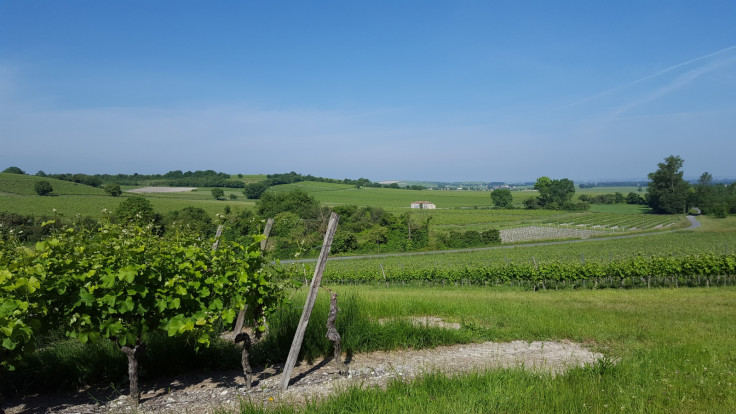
[{"x1": 2, "y1": 174, "x2": 735, "y2": 413}]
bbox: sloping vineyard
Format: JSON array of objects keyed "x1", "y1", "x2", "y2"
[
  {"x1": 317, "y1": 252, "x2": 736, "y2": 288},
  {"x1": 313, "y1": 232, "x2": 736, "y2": 288}
]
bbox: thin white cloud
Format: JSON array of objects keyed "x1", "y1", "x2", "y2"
[{"x1": 563, "y1": 44, "x2": 736, "y2": 109}]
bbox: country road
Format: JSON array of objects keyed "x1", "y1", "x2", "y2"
[{"x1": 282, "y1": 215, "x2": 702, "y2": 264}]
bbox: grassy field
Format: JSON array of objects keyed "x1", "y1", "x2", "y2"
[
  {"x1": 4, "y1": 285, "x2": 735, "y2": 413},
  {"x1": 0, "y1": 173, "x2": 107, "y2": 196},
  {"x1": 0, "y1": 174, "x2": 713, "y2": 245},
  {"x1": 251, "y1": 286, "x2": 735, "y2": 413}
]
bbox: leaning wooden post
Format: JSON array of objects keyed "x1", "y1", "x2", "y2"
[
  {"x1": 280, "y1": 212, "x2": 339, "y2": 391},
  {"x1": 212, "y1": 224, "x2": 224, "y2": 251}
]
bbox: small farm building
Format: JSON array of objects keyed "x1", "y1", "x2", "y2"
[{"x1": 410, "y1": 201, "x2": 436, "y2": 209}]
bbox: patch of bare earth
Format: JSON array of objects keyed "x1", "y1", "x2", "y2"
[
  {"x1": 127, "y1": 187, "x2": 197, "y2": 193},
  {"x1": 3, "y1": 340, "x2": 603, "y2": 414}
]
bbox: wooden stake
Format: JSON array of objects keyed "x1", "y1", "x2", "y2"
[
  {"x1": 280, "y1": 212, "x2": 339, "y2": 391},
  {"x1": 212, "y1": 224, "x2": 224, "y2": 251}
]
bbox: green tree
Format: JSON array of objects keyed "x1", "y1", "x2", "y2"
[
  {"x1": 626, "y1": 192, "x2": 645, "y2": 205},
  {"x1": 2, "y1": 166, "x2": 25, "y2": 174},
  {"x1": 104, "y1": 183, "x2": 122, "y2": 197},
  {"x1": 243, "y1": 182, "x2": 269, "y2": 199},
  {"x1": 533, "y1": 177, "x2": 575, "y2": 209},
  {"x1": 115, "y1": 196, "x2": 157, "y2": 225},
  {"x1": 647, "y1": 155, "x2": 690, "y2": 214},
  {"x1": 490, "y1": 188, "x2": 513, "y2": 208},
  {"x1": 256, "y1": 189, "x2": 320, "y2": 219},
  {"x1": 34, "y1": 180, "x2": 53, "y2": 196},
  {"x1": 211, "y1": 188, "x2": 225, "y2": 200}
]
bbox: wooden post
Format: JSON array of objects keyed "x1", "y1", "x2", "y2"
[
  {"x1": 212, "y1": 224, "x2": 224, "y2": 251},
  {"x1": 260, "y1": 218, "x2": 274, "y2": 251},
  {"x1": 280, "y1": 212, "x2": 339, "y2": 391},
  {"x1": 233, "y1": 218, "x2": 274, "y2": 338}
]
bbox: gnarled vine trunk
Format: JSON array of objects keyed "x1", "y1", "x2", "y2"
[
  {"x1": 326, "y1": 291, "x2": 348, "y2": 375},
  {"x1": 235, "y1": 332, "x2": 253, "y2": 390},
  {"x1": 120, "y1": 341, "x2": 145, "y2": 403}
]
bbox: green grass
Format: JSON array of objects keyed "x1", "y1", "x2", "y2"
[
  {"x1": 0, "y1": 190, "x2": 255, "y2": 218},
  {"x1": 695, "y1": 215, "x2": 736, "y2": 232},
  {"x1": 4, "y1": 282, "x2": 736, "y2": 412},
  {"x1": 269, "y1": 181, "x2": 499, "y2": 209},
  {"x1": 0, "y1": 173, "x2": 106, "y2": 196},
  {"x1": 576, "y1": 186, "x2": 642, "y2": 195},
  {"x1": 237, "y1": 286, "x2": 736, "y2": 413}
]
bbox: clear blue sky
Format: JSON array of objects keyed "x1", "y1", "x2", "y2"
[{"x1": 2, "y1": 1, "x2": 735, "y2": 182}]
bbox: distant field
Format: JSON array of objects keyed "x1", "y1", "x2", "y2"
[
  {"x1": 576, "y1": 186, "x2": 642, "y2": 195},
  {"x1": 0, "y1": 173, "x2": 107, "y2": 196},
  {"x1": 1, "y1": 176, "x2": 693, "y2": 245},
  {"x1": 270, "y1": 181, "x2": 533, "y2": 208},
  {"x1": 0, "y1": 177, "x2": 255, "y2": 218}
]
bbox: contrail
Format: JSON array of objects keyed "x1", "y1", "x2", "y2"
[{"x1": 564, "y1": 44, "x2": 736, "y2": 109}]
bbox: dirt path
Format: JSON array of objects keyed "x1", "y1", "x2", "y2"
[{"x1": 3, "y1": 340, "x2": 603, "y2": 414}]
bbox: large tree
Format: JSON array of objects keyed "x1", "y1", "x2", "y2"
[
  {"x1": 647, "y1": 155, "x2": 690, "y2": 214},
  {"x1": 490, "y1": 188, "x2": 513, "y2": 208},
  {"x1": 533, "y1": 177, "x2": 575, "y2": 209}
]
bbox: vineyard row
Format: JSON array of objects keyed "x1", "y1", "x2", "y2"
[{"x1": 318, "y1": 253, "x2": 736, "y2": 289}]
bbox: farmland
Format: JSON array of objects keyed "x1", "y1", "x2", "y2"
[{"x1": 2, "y1": 172, "x2": 736, "y2": 413}]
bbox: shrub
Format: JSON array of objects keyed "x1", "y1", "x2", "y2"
[
  {"x1": 103, "y1": 183, "x2": 122, "y2": 197},
  {"x1": 34, "y1": 180, "x2": 53, "y2": 196}
]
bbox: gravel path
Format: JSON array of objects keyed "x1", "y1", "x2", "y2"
[{"x1": 2, "y1": 340, "x2": 603, "y2": 414}]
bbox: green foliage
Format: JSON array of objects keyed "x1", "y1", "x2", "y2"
[
  {"x1": 625, "y1": 192, "x2": 646, "y2": 205},
  {"x1": 647, "y1": 155, "x2": 690, "y2": 214},
  {"x1": 533, "y1": 177, "x2": 576, "y2": 209},
  {"x1": 0, "y1": 212, "x2": 62, "y2": 243},
  {"x1": 2, "y1": 166, "x2": 26, "y2": 175},
  {"x1": 0, "y1": 220, "x2": 294, "y2": 375},
  {"x1": 243, "y1": 182, "x2": 270, "y2": 199},
  {"x1": 211, "y1": 187, "x2": 225, "y2": 200},
  {"x1": 34, "y1": 180, "x2": 53, "y2": 196},
  {"x1": 163, "y1": 207, "x2": 216, "y2": 236},
  {"x1": 490, "y1": 188, "x2": 513, "y2": 208},
  {"x1": 103, "y1": 183, "x2": 122, "y2": 197},
  {"x1": 257, "y1": 189, "x2": 320, "y2": 220},
  {"x1": 115, "y1": 196, "x2": 158, "y2": 225}
]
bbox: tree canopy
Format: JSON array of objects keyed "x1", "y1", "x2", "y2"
[
  {"x1": 647, "y1": 155, "x2": 690, "y2": 214},
  {"x1": 34, "y1": 180, "x2": 53, "y2": 196},
  {"x1": 490, "y1": 188, "x2": 513, "y2": 208},
  {"x1": 533, "y1": 177, "x2": 575, "y2": 209}
]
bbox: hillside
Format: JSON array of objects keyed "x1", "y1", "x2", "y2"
[{"x1": 0, "y1": 173, "x2": 107, "y2": 196}]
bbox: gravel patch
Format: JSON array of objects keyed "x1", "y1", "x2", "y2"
[{"x1": 2, "y1": 340, "x2": 604, "y2": 413}]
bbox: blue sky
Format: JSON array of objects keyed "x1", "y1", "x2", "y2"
[{"x1": 1, "y1": 1, "x2": 735, "y2": 182}]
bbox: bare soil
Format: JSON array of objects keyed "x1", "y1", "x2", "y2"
[{"x1": 3, "y1": 340, "x2": 603, "y2": 413}]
